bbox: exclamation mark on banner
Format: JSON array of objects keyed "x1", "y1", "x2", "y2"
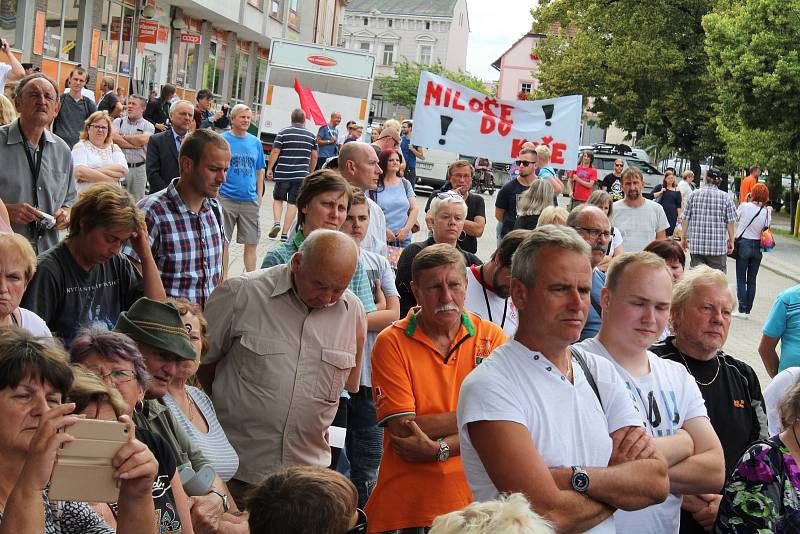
[
  {"x1": 439, "y1": 115, "x2": 454, "y2": 145},
  {"x1": 542, "y1": 104, "x2": 554, "y2": 126}
]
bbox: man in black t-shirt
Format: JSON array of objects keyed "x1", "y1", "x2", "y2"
[
  {"x1": 601, "y1": 158, "x2": 625, "y2": 201},
  {"x1": 495, "y1": 148, "x2": 536, "y2": 238},
  {"x1": 424, "y1": 160, "x2": 486, "y2": 253},
  {"x1": 651, "y1": 266, "x2": 767, "y2": 534},
  {"x1": 21, "y1": 183, "x2": 165, "y2": 346}
]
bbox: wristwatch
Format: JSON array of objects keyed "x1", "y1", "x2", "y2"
[
  {"x1": 208, "y1": 489, "x2": 229, "y2": 513},
  {"x1": 571, "y1": 466, "x2": 590, "y2": 494},
  {"x1": 436, "y1": 439, "x2": 451, "y2": 462}
]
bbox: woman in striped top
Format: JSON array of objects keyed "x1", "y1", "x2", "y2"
[{"x1": 164, "y1": 299, "x2": 240, "y2": 481}]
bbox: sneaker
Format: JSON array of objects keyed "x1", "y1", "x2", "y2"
[
  {"x1": 268, "y1": 223, "x2": 281, "y2": 238},
  {"x1": 731, "y1": 311, "x2": 749, "y2": 319},
  {"x1": 280, "y1": 234, "x2": 288, "y2": 243}
]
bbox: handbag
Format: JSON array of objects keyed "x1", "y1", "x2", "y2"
[
  {"x1": 728, "y1": 207, "x2": 763, "y2": 259},
  {"x1": 761, "y1": 228, "x2": 775, "y2": 252},
  {"x1": 386, "y1": 242, "x2": 403, "y2": 270},
  {"x1": 401, "y1": 178, "x2": 420, "y2": 233}
]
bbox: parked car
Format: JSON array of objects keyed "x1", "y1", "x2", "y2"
[{"x1": 579, "y1": 143, "x2": 663, "y2": 197}]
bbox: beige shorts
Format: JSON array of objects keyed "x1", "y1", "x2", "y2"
[{"x1": 219, "y1": 196, "x2": 261, "y2": 245}]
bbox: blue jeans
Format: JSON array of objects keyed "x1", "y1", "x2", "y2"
[
  {"x1": 346, "y1": 387, "x2": 384, "y2": 508},
  {"x1": 735, "y1": 238, "x2": 762, "y2": 313}
]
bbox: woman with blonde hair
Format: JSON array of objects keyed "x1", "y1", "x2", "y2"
[
  {"x1": 71, "y1": 110, "x2": 128, "y2": 193},
  {"x1": 515, "y1": 179, "x2": 554, "y2": 230},
  {"x1": 0, "y1": 231, "x2": 50, "y2": 336},
  {"x1": 430, "y1": 493, "x2": 554, "y2": 534},
  {"x1": 0, "y1": 93, "x2": 16, "y2": 125},
  {"x1": 536, "y1": 205, "x2": 569, "y2": 227},
  {"x1": 534, "y1": 144, "x2": 564, "y2": 195}
]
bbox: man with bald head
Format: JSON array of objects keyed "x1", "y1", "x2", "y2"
[
  {"x1": 338, "y1": 141, "x2": 388, "y2": 256},
  {"x1": 200, "y1": 229, "x2": 366, "y2": 503},
  {"x1": 566, "y1": 204, "x2": 613, "y2": 340}
]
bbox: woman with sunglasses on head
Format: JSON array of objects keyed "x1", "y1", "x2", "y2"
[
  {"x1": 69, "y1": 324, "x2": 195, "y2": 534},
  {"x1": 71, "y1": 110, "x2": 128, "y2": 194},
  {"x1": 370, "y1": 149, "x2": 418, "y2": 249},
  {"x1": 0, "y1": 326, "x2": 158, "y2": 534},
  {"x1": 395, "y1": 191, "x2": 482, "y2": 317}
]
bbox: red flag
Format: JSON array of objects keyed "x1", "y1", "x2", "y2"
[{"x1": 293, "y1": 79, "x2": 327, "y2": 126}]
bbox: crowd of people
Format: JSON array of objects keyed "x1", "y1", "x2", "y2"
[{"x1": 2, "y1": 69, "x2": 800, "y2": 534}]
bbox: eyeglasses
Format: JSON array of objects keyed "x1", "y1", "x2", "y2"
[
  {"x1": 93, "y1": 369, "x2": 136, "y2": 384},
  {"x1": 436, "y1": 191, "x2": 464, "y2": 201},
  {"x1": 343, "y1": 508, "x2": 367, "y2": 534},
  {"x1": 614, "y1": 163, "x2": 624, "y2": 168},
  {"x1": 573, "y1": 226, "x2": 611, "y2": 239},
  {"x1": 90, "y1": 125, "x2": 109, "y2": 131},
  {"x1": 515, "y1": 160, "x2": 534, "y2": 167}
]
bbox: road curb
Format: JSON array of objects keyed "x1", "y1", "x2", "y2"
[{"x1": 760, "y1": 255, "x2": 800, "y2": 284}]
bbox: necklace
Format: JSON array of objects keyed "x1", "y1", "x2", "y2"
[
  {"x1": 182, "y1": 388, "x2": 197, "y2": 422},
  {"x1": 677, "y1": 348, "x2": 720, "y2": 386}
]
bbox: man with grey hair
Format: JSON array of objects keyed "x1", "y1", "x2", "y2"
[
  {"x1": 200, "y1": 229, "x2": 365, "y2": 504},
  {"x1": 267, "y1": 108, "x2": 318, "y2": 242},
  {"x1": 458, "y1": 225, "x2": 670, "y2": 533},
  {"x1": 0, "y1": 73, "x2": 75, "y2": 253},
  {"x1": 566, "y1": 204, "x2": 613, "y2": 340},
  {"x1": 146, "y1": 99, "x2": 194, "y2": 193},
  {"x1": 366, "y1": 243, "x2": 505, "y2": 532},
  {"x1": 220, "y1": 104, "x2": 265, "y2": 273},
  {"x1": 680, "y1": 167, "x2": 738, "y2": 272},
  {"x1": 97, "y1": 75, "x2": 122, "y2": 118},
  {"x1": 112, "y1": 94, "x2": 155, "y2": 201}
]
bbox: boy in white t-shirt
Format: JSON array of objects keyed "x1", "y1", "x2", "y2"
[
  {"x1": 575, "y1": 251, "x2": 725, "y2": 534},
  {"x1": 459, "y1": 225, "x2": 670, "y2": 533}
]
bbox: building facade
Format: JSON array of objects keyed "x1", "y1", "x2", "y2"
[
  {"x1": 492, "y1": 32, "x2": 543, "y2": 102},
  {"x1": 341, "y1": 0, "x2": 469, "y2": 121},
  {"x1": 1, "y1": 0, "x2": 348, "y2": 122}
]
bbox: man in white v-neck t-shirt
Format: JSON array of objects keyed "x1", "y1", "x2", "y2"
[
  {"x1": 575, "y1": 251, "x2": 725, "y2": 534},
  {"x1": 463, "y1": 229, "x2": 526, "y2": 338},
  {"x1": 459, "y1": 226, "x2": 669, "y2": 533}
]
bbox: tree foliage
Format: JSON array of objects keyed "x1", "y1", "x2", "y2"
[
  {"x1": 532, "y1": 0, "x2": 721, "y2": 170},
  {"x1": 704, "y1": 0, "x2": 800, "y2": 174},
  {"x1": 376, "y1": 60, "x2": 490, "y2": 112}
]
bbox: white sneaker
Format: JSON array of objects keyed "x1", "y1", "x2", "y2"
[{"x1": 731, "y1": 311, "x2": 749, "y2": 319}]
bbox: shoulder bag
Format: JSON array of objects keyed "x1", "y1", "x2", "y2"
[{"x1": 728, "y1": 206, "x2": 763, "y2": 259}]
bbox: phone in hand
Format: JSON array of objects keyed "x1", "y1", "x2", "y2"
[{"x1": 49, "y1": 419, "x2": 129, "y2": 503}]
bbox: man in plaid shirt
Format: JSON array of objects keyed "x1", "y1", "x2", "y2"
[
  {"x1": 680, "y1": 168, "x2": 738, "y2": 273},
  {"x1": 124, "y1": 129, "x2": 230, "y2": 307}
]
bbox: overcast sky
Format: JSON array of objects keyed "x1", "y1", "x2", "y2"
[{"x1": 466, "y1": 0, "x2": 535, "y2": 81}]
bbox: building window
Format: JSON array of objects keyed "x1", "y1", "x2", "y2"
[
  {"x1": 520, "y1": 82, "x2": 532, "y2": 94},
  {"x1": 0, "y1": 0, "x2": 17, "y2": 47},
  {"x1": 233, "y1": 51, "x2": 249, "y2": 102},
  {"x1": 42, "y1": 0, "x2": 78, "y2": 62},
  {"x1": 270, "y1": 0, "x2": 281, "y2": 18},
  {"x1": 204, "y1": 40, "x2": 226, "y2": 97},
  {"x1": 388, "y1": 19, "x2": 393, "y2": 28},
  {"x1": 363, "y1": 17, "x2": 368, "y2": 26},
  {"x1": 382, "y1": 43, "x2": 394, "y2": 66},
  {"x1": 248, "y1": 0, "x2": 264, "y2": 10},
  {"x1": 425, "y1": 21, "x2": 430, "y2": 30},
  {"x1": 288, "y1": 0, "x2": 298, "y2": 29},
  {"x1": 359, "y1": 41, "x2": 371, "y2": 52},
  {"x1": 419, "y1": 44, "x2": 432, "y2": 65},
  {"x1": 172, "y1": 38, "x2": 199, "y2": 89}
]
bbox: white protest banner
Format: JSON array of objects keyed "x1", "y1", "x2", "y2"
[{"x1": 411, "y1": 71, "x2": 583, "y2": 168}]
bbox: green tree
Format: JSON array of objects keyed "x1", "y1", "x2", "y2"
[
  {"x1": 532, "y1": 0, "x2": 721, "y2": 175},
  {"x1": 705, "y1": 0, "x2": 800, "y2": 218},
  {"x1": 376, "y1": 60, "x2": 490, "y2": 114}
]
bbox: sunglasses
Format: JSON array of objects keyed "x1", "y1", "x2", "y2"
[
  {"x1": 515, "y1": 160, "x2": 534, "y2": 167},
  {"x1": 343, "y1": 508, "x2": 368, "y2": 534},
  {"x1": 614, "y1": 163, "x2": 624, "y2": 167},
  {"x1": 436, "y1": 191, "x2": 464, "y2": 200}
]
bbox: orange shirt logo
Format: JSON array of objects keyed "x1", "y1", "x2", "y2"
[{"x1": 733, "y1": 399, "x2": 745, "y2": 409}]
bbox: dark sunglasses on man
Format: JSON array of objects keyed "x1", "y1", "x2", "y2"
[
  {"x1": 343, "y1": 508, "x2": 367, "y2": 534},
  {"x1": 515, "y1": 160, "x2": 534, "y2": 167}
]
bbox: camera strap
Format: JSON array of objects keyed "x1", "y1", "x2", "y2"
[{"x1": 21, "y1": 133, "x2": 45, "y2": 236}]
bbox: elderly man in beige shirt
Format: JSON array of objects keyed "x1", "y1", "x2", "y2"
[{"x1": 200, "y1": 229, "x2": 366, "y2": 504}]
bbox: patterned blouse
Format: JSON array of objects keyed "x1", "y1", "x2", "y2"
[
  {"x1": 716, "y1": 436, "x2": 800, "y2": 532},
  {"x1": 0, "y1": 489, "x2": 114, "y2": 534}
]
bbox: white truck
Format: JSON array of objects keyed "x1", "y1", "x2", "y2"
[{"x1": 257, "y1": 39, "x2": 375, "y2": 154}]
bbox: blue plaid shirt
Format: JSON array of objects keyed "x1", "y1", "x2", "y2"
[
  {"x1": 682, "y1": 183, "x2": 738, "y2": 256},
  {"x1": 123, "y1": 178, "x2": 228, "y2": 307}
]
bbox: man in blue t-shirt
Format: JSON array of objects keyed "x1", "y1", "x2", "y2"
[
  {"x1": 220, "y1": 104, "x2": 265, "y2": 273},
  {"x1": 760, "y1": 283, "x2": 800, "y2": 375},
  {"x1": 400, "y1": 120, "x2": 424, "y2": 184},
  {"x1": 315, "y1": 111, "x2": 341, "y2": 170}
]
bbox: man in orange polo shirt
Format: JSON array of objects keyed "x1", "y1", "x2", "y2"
[
  {"x1": 365, "y1": 244, "x2": 506, "y2": 533},
  {"x1": 739, "y1": 165, "x2": 760, "y2": 204}
]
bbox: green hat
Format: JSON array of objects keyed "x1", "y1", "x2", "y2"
[{"x1": 114, "y1": 297, "x2": 195, "y2": 360}]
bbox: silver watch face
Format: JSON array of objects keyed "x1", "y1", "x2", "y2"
[{"x1": 437, "y1": 441, "x2": 450, "y2": 461}]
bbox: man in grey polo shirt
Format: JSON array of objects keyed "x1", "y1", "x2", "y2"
[
  {"x1": 0, "y1": 73, "x2": 75, "y2": 253},
  {"x1": 112, "y1": 94, "x2": 155, "y2": 201}
]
